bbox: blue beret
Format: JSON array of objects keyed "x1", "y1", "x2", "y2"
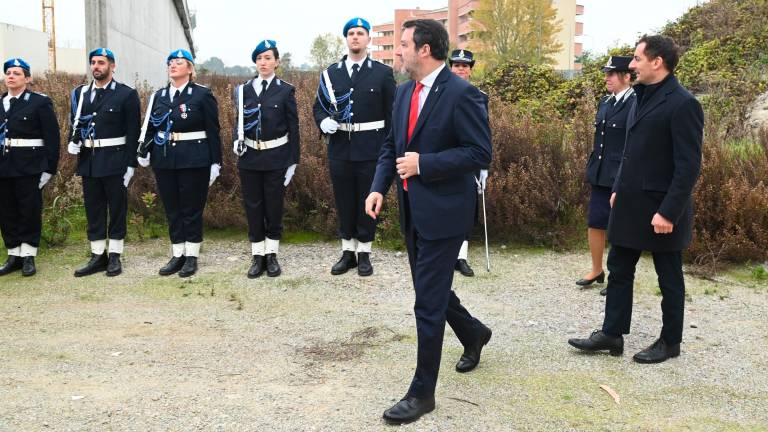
[
  {"x1": 3, "y1": 58, "x2": 30, "y2": 74},
  {"x1": 167, "y1": 49, "x2": 194, "y2": 65},
  {"x1": 88, "y1": 47, "x2": 115, "y2": 62},
  {"x1": 343, "y1": 17, "x2": 370, "y2": 36},
  {"x1": 251, "y1": 40, "x2": 278, "y2": 63}
]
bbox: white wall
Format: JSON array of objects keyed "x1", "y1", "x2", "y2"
[{"x1": 0, "y1": 23, "x2": 49, "y2": 76}]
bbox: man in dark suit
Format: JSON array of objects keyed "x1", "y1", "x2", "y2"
[
  {"x1": 365, "y1": 19, "x2": 492, "y2": 424},
  {"x1": 569, "y1": 35, "x2": 704, "y2": 363},
  {"x1": 68, "y1": 48, "x2": 141, "y2": 277}
]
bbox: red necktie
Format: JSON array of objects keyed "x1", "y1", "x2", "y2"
[{"x1": 404, "y1": 82, "x2": 424, "y2": 191}]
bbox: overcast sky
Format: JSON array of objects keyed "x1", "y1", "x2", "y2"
[{"x1": 0, "y1": 0, "x2": 708, "y2": 66}]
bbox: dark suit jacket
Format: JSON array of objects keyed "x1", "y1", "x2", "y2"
[
  {"x1": 69, "y1": 80, "x2": 141, "y2": 177},
  {"x1": 586, "y1": 89, "x2": 634, "y2": 187},
  {"x1": 233, "y1": 77, "x2": 300, "y2": 171},
  {"x1": 140, "y1": 82, "x2": 222, "y2": 170},
  {"x1": 608, "y1": 75, "x2": 704, "y2": 252},
  {"x1": 0, "y1": 90, "x2": 60, "y2": 178},
  {"x1": 312, "y1": 56, "x2": 396, "y2": 162},
  {"x1": 370, "y1": 66, "x2": 492, "y2": 240}
]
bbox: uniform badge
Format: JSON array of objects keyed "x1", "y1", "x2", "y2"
[
  {"x1": 180, "y1": 104, "x2": 188, "y2": 119},
  {"x1": 265, "y1": 40, "x2": 271, "y2": 49},
  {"x1": 13, "y1": 59, "x2": 21, "y2": 67}
]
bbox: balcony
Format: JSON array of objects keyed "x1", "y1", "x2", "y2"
[
  {"x1": 575, "y1": 22, "x2": 583, "y2": 36},
  {"x1": 373, "y1": 36, "x2": 392, "y2": 46},
  {"x1": 576, "y1": 3, "x2": 584, "y2": 15}
]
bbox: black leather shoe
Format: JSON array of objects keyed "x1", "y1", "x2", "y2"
[
  {"x1": 576, "y1": 271, "x2": 605, "y2": 286},
  {"x1": 456, "y1": 326, "x2": 492, "y2": 372},
  {"x1": 568, "y1": 330, "x2": 624, "y2": 356},
  {"x1": 455, "y1": 259, "x2": 475, "y2": 277},
  {"x1": 21, "y1": 256, "x2": 36, "y2": 277},
  {"x1": 159, "y1": 256, "x2": 186, "y2": 276},
  {"x1": 633, "y1": 337, "x2": 680, "y2": 364},
  {"x1": 178, "y1": 256, "x2": 197, "y2": 278},
  {"x1": 0, "y1": 255, "x2": 22, "y2": 276},
  {"x1": 265, "y1": 253, "x2": 281, "y2": 277},
  {"x1": 331, "y1": 251, "x2": 357, "y2": 275},
  {"x1": 247, "y1": 255, "x2": 266, "y2": 278},
  {"x1": 74, "y1": 253, "x2": 108, "y2": 277},
  {"x1": 106, "y1": 253, "x2": 122, "y2": 277},
  {"x1": 357, "y1": 252, "x2": 373, "y2": 276},
  {"x1": 599, "y1": 287, "x2": 608, "y2": 296},
  {"x1": 382, "y1": 395, "x2": 436, "y2": 425}
]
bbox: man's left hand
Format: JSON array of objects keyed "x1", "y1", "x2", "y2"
[
  {"x1": 651, "y1": 213, "x2": 674, "y2": 234},
  {"x1": 396, "y1": 152, "x2": 419, "y2": 179}
]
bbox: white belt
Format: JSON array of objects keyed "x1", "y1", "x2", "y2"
[
  {"x1": 338, "y1": 120, "x2": 386, "y2": 132},
  {"x1": 244, "y1": 134, "x2": 288, "y2": 151},
  {"x1": 83, "y1": 136, "x2": 126, "y2": 148},
  {"x1": 157, "y1": 131, "x2": 208, "y2": 141},
  {"x1": 3, "y1": 138, "x2": 44, "y2": 148}
]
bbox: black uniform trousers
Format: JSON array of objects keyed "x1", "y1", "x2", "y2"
[
  {"x1": 328, "y1": 159, "x2": 377, "y2": 243},
  {"x1": 602, "y1": 244, "x2": 686, "y2": 345},
  {"x1": 0, "y1": 174, "x2": 43, "y2": 249},
  {"x1": 402, "y1": 193, "x2": 488, "y2": 399},
  {"x1": 153, "y1": 167, "x2": 209, "y2": 244},
  {"x1": 239, "y1": 168, "x2": 286, "y2": 243},
  {"x1": 82, "y1": 175, "x2": 127, "y2": 241}
]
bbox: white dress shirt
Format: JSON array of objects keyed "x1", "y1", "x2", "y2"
[
  {"x1": 89, "y1": 80, "x2": 112, "y2": 103},
  {"x1": 169, "y1": 82, "x2": 189, "y2": 103},
  {"x1": 345, "y1": 58, "x2": 366, "y2": 78},
  {"x1": 613, "y1": 86, "x2": 631, "y2": 105},
  {"x1": 252, "y1": 74, "x2": 275, "y2": 96},
  {"x1": 2, "y1": 90, "x2": 24, "y2": 112},
  {"x1": 416, "y1": 63, "x2": 446, "y2": 114}
]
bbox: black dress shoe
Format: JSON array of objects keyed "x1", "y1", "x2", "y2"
[
  {"x1": 247, "y1": 255, "x2": 266, "y2": 279},
  {"x1": 455, "y1": 259, "x2": 475, "y2": 277},
  {"x1": 106, "y1": 253, "x2": 122, "y2": 277},
  {"x1": 331, "y1": 251, "x2": 357, "y2": 275},
  {"x1": 74, "y1": 253, "x2": 108, "y2": 277},
  {"x1": 568, "y1": 330, "x2": 624, "y2": 356},
  {"x1": 21, "y1": 256, "x2": 36, "y2": 277},
  {"x1": 456, "y1": 326, "x2": 492, "y2": 372},
  {"x1": 0, "y1": 255, "x2": 22, "y2": 276},
  {"x1": 382, "y1": 395, "x2": 436, "y2": 425},
  {"x1": 633, "y1": 337, "x2": 680, "y2": 364},
  {"x1": 357, "y1": 252, "x2": 373, "y2": 276},
  {"x1": 599, "y1": 287, "x2": 608, "y2": 296},
  {"x1": 178, "y1": 256, "x2": 198, "y2": 278},
  {"x1": 576, "y1": 271, "x2": 605, "y2": 286},
  {"x1": 159, "y1": 256, "x2": 186, "y2": 276},
  {"x1": 265, "y1": 253, "x2": 281, "y2": 277}
]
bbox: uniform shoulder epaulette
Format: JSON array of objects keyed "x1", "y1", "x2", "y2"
[
  {"x1": 277, "y1": 79, "x2": 294, "y2": 87},
  {"x1": 194, "y1": 82, "x2": 209, "y2": 88},
  {"x1": 479, "y1": 89, "x2": 488, "y2": 96},
  {"x1": 31, "y1": 91, "x2": 47, "y2": 98}
]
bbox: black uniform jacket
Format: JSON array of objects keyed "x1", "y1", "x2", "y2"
[
  {"x1": 586, "y1": 88, "x2": 635, "y2": 187},
  {"x1": 0, "y1": 90, "x2": 60, "y2": 178}
]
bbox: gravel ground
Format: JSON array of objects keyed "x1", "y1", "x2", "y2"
[{"x1": 0, "y1": 238, "x2": 766, "y2": 431}]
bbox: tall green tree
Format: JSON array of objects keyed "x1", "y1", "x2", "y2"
[{"x1": 309, "y1": 33, "x2": 345, "y2": 70}]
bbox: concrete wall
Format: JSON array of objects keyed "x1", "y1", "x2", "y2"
[
  {"x1": 0, "y1": 23, "x2": 49, "y2": 76},
  {"x1": 56, "y1": 47, "x2": 87, "y2": 76}
]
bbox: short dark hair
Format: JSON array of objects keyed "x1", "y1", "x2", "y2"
[
  {"x1": 402, "y1": 19, "x2": 448, "y2": 61},
  {"x1": 638, "y1": 35, "x2": 680, "y2": 72}
]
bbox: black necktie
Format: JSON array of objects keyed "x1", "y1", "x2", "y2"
[
  {"x1": 91, "y1": 88, "x2": 102, "y2": 103},
  {"x1": 351, "y1": 63, "x2": 360, "y2": 81},
  {"x1": 173, "y1": 89, "x2": 181, "y2": 103},
  {"x1": 8, "y1": 97, "x2": 17, "y2": 110},
  {"x1": 607, "y1": 95, "x2": 617, "y2": 106},
  {"x1": 260, "y1": 80, "x2": 268, "y2": 97}
]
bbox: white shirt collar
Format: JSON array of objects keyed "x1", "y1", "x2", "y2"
[
  {"x1": 169, "y1": 81, "x2": 189, "y2": 101},
  {"x1": 613, "y1": 86, "x2": 631, "y2": 104},
  {"x1": 419, "y1": 63, "x2": 446, "y2": 90},
  {"x1": 3, "y1": 90, "x2": 24, "y2": 111},
  {"x1": 346, "y1": 57, "x2": 366, "y2": 77},
  {"x1": 252, "y1": 74, "x2": 275, "y2": 95},
  {"x1": 92, "y1": 79, "x2": 112, "y2": 90}
]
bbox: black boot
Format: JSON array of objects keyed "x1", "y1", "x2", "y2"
[
  {"x1": 247, "y1": 255, "x2": 266, "y2": 279},
  {"x1": 265, "y1": 253, "x2": 281, "y2": 277},
  {"x1": 0, "y1": 255, "x2": 22, "y2": 276},
  {"x1": 74, "y1": 253, "x2": 108, "y2": 277},
  {"x1": 178, "y1": 256, "x2": 198, "y2": 278},
  {"x1": 331, "y1": 251, "x2": 357, "y2": 275},
  {"x1": 21, "y1": 256, "x2": 36, "y2": 277},
  {"x1": 106, "y1": 253, "x2": 122, "y2": 277},
  {"x1": 357, "y1": 252, "x2": 373, "y2": 276},
  {"x1": 455, "y1": 259, "x2": 475, "y2": 277},
  {"x1": 159, "y1": 256, "x2": 186, "y2": 276}
]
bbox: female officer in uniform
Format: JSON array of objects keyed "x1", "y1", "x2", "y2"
[
  {"x1": 137, "y1": 49, "x2": 221, "y2": 278},
  {"x1": 0, "y1": 58, "x2": 60, "y2": 277},
  {"x1": 233, "y1": 40, "x2": 299, "y2": 278}
]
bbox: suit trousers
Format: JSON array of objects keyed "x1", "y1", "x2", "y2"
[
  {"x1": 82, "y1": 175, "x2": 127, "y2": 241},
  {"x1": 239, "y1": 168, "x2": 286, "y2": 242},
  {"x1": 153, "y1": 167, "x2": 209, "y2": 244},
  {"x1": 602, "y1": 244, "x2": 686, "y2": 344},
  {"x1": 328, "y1": 158, "x2": 377, "y2": 243},
  {"x1": 0, "y1": 174, "x2": 43, "y2": 249}
]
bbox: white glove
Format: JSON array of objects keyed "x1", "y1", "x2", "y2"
[
  {"x1": 67, "y1": 141, "x2": 81, "y2": 155},
  {"x1": 233, "y1": 139, "x2": 241, "y2": 155},
  {"x1": 476, "y1": 169, "x2": 488, "y2": 194},
  {"x1": 123, "y1": 167, "x2": 135, "y2": 188},
  {"x1": 320, "y1": 117, "x2": 340, "y2": 134},
  {"x1": 284, "y1": 164, "x2": 297, "y2": 186},
  {"x1": 39, "y1": 172, "x2": 52, "y2": 189},
  {"x1": 209, "y1": 163, "x2": 221, "y2": 187},
  {"x1": 137, "y1": 154, "x2": 150, "y2": 167}
]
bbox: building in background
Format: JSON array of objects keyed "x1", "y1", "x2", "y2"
[
  {"x1": 0, "y1": 22, "x2": 86, "y2": 76},
  {"x1": 371, "y1": 0, "x2": 584, "y2": 72}
]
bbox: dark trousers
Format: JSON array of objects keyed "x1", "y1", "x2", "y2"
[
  {"x1": 239, "y1": 168, "x2": 286, "y2": 242},
  {"x1": 403, "y1": 196, "x2": 488, "y2": 398},
  {"x1": 153, "y1": 167, "x2": 209, "y2": 244},
  {"x1": 328, "y1": 159, "x2": 377, "y2": 243},
  {"x1": 602, "y1": 244, "x2": 686, "y2": 344},
  {"x1": 82, "y1": 175, "x2": 127, "y2": 241},
  {"x1": 0, "y1": 174, "x2": 43, "y2": 249}
]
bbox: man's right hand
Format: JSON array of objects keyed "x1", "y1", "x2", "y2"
[
  {"x1": 320, "y1": 117, "x2": 340, "y2": 134},
  {"x1": 137, "y1": 154, "x2": 151, "y2": 168},
  {"x1": 67, "y1": 142, "x2": 81, "y2": 155},
  {"x1": 365, "y1": 192, "x2": 384, "y2": 220},
  {"x1": 610, "y1": 192, "x2": 616, "y2": 208}
]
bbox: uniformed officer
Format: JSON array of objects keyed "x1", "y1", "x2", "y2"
[
  {"x1": 0, "y1": 58, "x2": 60, "y2": 277},
  {"x1": 313, "y1": 17, "x2": 396, "y2": 277},
  {"x1": 233, "y1": 40, "x2": 300, "y2": 278},
  {"x1": 137, "y1": 49, "x2": 222, "y2": 278},
  {"x1": 577, "y1": 56, "x2": 635, "y2": 296},
  {"x1": 67, "y1": 48, "x2": 141, "y2": 277}
]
